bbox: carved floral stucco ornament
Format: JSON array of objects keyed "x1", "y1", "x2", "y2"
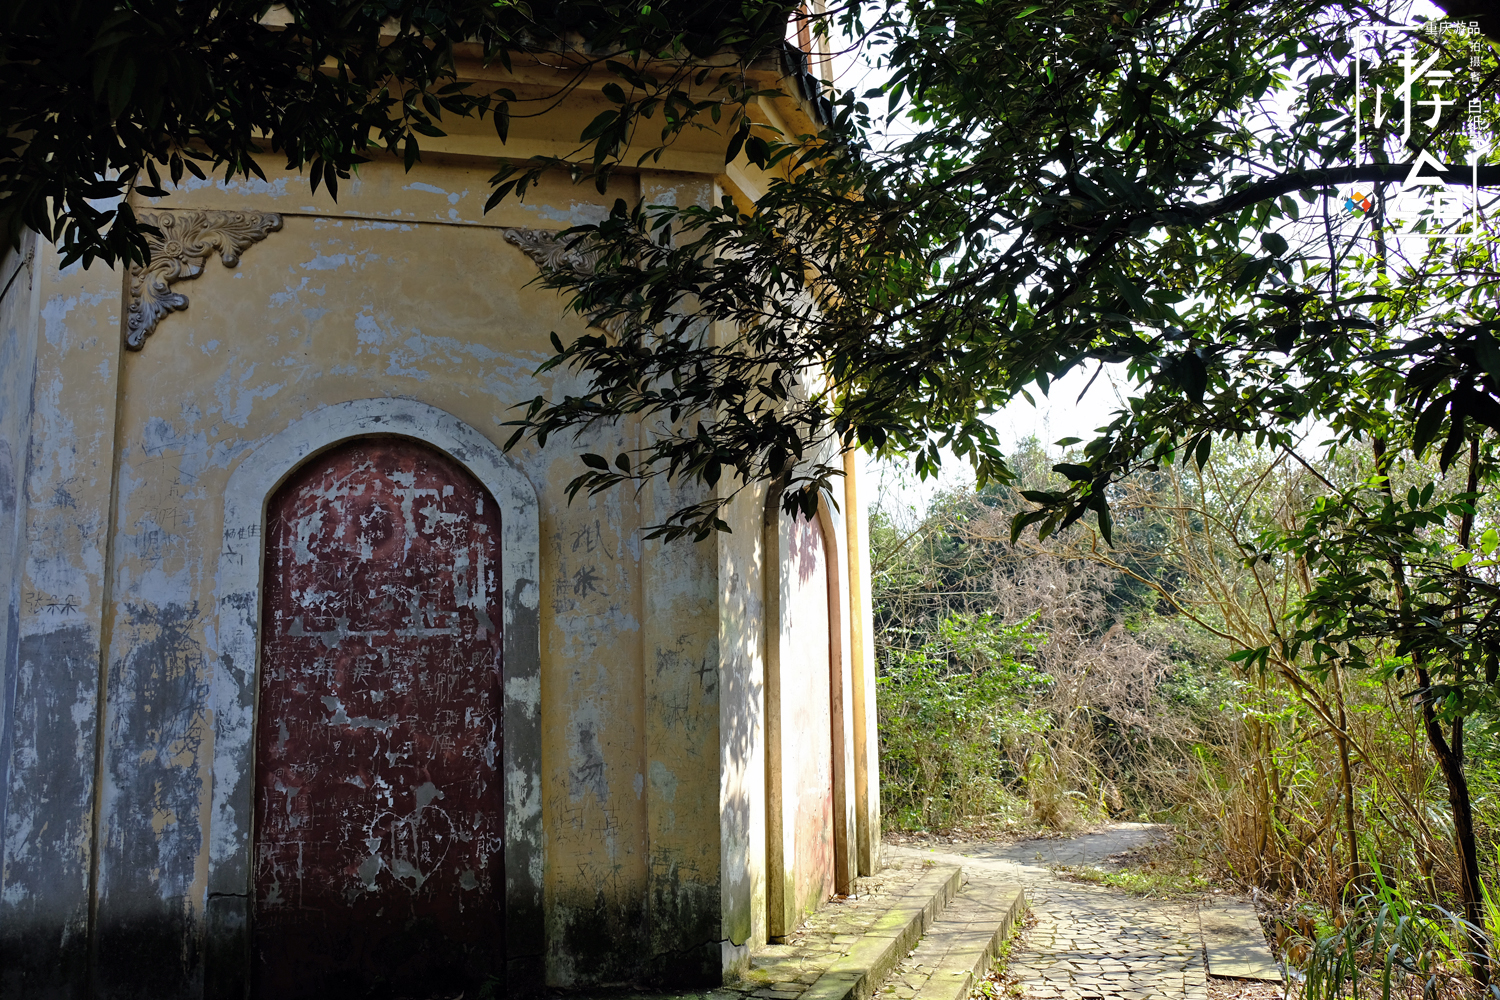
[
  {"x1": 501, "y1": 227, "x2": 602, "y2": 277},
  {"x1": 501, "y1": 227, "x2": 628, "y2": 340},
  {"x1": 126, "y1": 211, "x2": 283, "y2": 349}
]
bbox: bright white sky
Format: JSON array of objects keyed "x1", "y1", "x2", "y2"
[{"x1": 862, "y1": 365, "x2": 1133, "y2": 516}]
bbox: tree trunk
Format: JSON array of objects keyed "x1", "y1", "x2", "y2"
[
  {"x1": 1395, "y1": 438, "x2": 1488, "y2": 983},
  {"x1": 1330, "y1": 665, "x2": 1362, "y2": 891},
  {"x1": 1419, "y1": 687, "x2": 1488, "y2": 985}
]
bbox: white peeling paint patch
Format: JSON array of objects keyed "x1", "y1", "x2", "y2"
[
  {"x1": 523, "y1": 200, "x2": 612, "y2": 226},
  {"x1": 71, "y1": 690, "x2": 94, "y2": 727},
  {"x1": 40, "y1": 291, "x2": 111, "y2": 349},
  {"x1": 391, "y1": 333, "x2": 504, "y2": 368},
  {"x1": 480, "y1": 355, "x2": 553, "y2": 395},
  {"x1": 125, "y1": 562, "x2": 196, "y2": 610},
  {"x1": 406, "y1": 184, "x2": 473, "y2": 207},
  {"x1": 211, "y1": 362, "x2": 285, "y2": 429},
  {"x1": 354, "y1": 309, "x2": 389, "y2": 349},
  {"x1": 350, "y1": 221, "x2": 415, "y2": 232},
  {"x1": 319, "y1": 694, "x2": 396, "y2": 731},
  {"x1": 269, "y1": 276, "x2": 328, "y2": 308},
  {"x1": 633, "y1": 771, "x2": 644, "y2": 799},
  {"x1": 27, "y1": 375, "x2": 77, "y2": 487},
  {"x1": 649, "y1": 760, "x2": 678, "y2": 803},
  {"x1": 300, "y1": 252, "x2": 365, "y2": 272},
  {"x1": 200, "y1": 340, "x2": 220, "y2": 354},
  {"x1": 516, "y1": 575, "x2": 540, "y2": 611},
  {"x1": 506, "y1": 767, "x2": 542, "y2": 824},
  {"x1": 205, "y1": 436, "x2": 255, "y2": 472},
  {"x1": 505, "y1": 674, "x2": 540, "y2": 716},
  {"x1": 382, "y1": 353, "x2": 432, "y2": 381},
  {"x1": 179, "y1": 175, "x2": 292, "y2": 198},
  {"x1": 650, "y1": 759, "x2": 679, "y2": 835}
]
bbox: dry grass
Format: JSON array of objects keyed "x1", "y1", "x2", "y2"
[{"x1": 1208, "y1": 976, "x2": 1286, "y2": 1000}]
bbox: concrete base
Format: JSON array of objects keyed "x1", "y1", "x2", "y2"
[
  {"x1": 799, "y1": 866, "x2": 964, "y2": 1000},
  {"x1": 1199, "y1": 900, "x2": 1281, "y2": 981},
  {"x1": 900, "y1": 876, "x2": 1028, "y2": 1000}
]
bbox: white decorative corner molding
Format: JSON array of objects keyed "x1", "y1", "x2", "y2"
[
  {"x1": 501, "y1": 227, "x2": 601, "y2": 276},
  {"x1": 126, "y1": 210, "x2": 283, "y2": 349},
  {"x1": 502, "y1": 227, "x2": 632, "y2": 340}
]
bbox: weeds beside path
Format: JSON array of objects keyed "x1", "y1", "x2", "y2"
[{"x1": 885, "y1": 824, "x2": 1282, "y2": 1000}]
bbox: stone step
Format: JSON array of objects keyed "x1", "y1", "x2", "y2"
[
  {"x1": 882, "y1": 874, "x2": 1028, "y2": 1000},
  {"x1": 798, "y1": 864, "x2": 965, "y2": 1000}
]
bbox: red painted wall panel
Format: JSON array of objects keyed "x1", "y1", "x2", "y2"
[{"x1": 253, "y1": 437, "x2": 504, "y2": 998}]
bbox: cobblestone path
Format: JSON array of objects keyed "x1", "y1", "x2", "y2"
[
  {"x1": 888, "y1": 824, "x2": 1209, "y2": 1000},
  {"x1": 1005, "y1": 879, "x2": 1206, "y2": 1000}
]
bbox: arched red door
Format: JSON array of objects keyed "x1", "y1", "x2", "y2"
[{"x1": 253, "y1": 437, "x2": 504, "y2": 998}]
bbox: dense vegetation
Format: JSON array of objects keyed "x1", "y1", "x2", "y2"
[{"x1": 873, "y1": 432, "x2": 1500, "y2": 992}]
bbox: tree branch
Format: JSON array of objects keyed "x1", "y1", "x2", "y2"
[{"x1": 1149, "y1": 162, "x2": 1500, "y2": 228}]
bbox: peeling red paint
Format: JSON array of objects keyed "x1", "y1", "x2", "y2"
[
  {"x1": 787, "y1": 514, "x2": 835, "y2": 915},
  {"x1": 253, "y1": 437, "x2": 504, "y2": 998}
]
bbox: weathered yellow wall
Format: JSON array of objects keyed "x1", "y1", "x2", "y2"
[
  {"x1": 98, "y1": 157, "x2": 668, "y2": 992},
  {"x1": 1, "y1": 226, "x2": 122, "y2": 996},
  {"x1": 0, "y1": 51, "x2": 876, "y2": 996}
]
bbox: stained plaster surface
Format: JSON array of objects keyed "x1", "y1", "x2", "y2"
[
  {"x1": 0, "y1": 153, "x2": 798, "y2": 993},
  {"x1": 717, "y1": 481, "x2": 770, "y2": 973},
  {"x1": 2, "y1": 88, "x2": 869, "y2": 989},
  {"x1": 554, "y1": 854, "x2": 943, "y2": 1000},
  {"x1": 0, "y1": 237, "x2": 37, "y2": 838},
  {"x1": 91, "y1": 163, "x2": 645, "y2": 995},
  {"x1": 1, "y1": 229, "x2": 123, "y2": 997}
]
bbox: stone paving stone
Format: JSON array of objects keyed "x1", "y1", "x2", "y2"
[
  {"x1": 883, "y1": 827, "x2": 1210, "y2": 1000},
  {"x1": 1000, "y1": 878, "x2": 1207, "y2": 1000}
]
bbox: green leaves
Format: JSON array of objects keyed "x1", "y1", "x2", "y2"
[
  {"x1": 724, "y1": 118, "x2": 750, "y2": 164},
  {"x1": 3, "y1": 0, "x2": 800, "y2": 268},
  {"x1": 40, "y1": 0, "x2": 1490, "y2": 556}
]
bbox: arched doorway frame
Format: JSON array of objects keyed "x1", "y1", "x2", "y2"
[
  {"x1": 203, "y1": 398, "x2": 542, "y2": 998},
  {"x1": 763, "y1": 493, "x2": 857, "y2": 940}
]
